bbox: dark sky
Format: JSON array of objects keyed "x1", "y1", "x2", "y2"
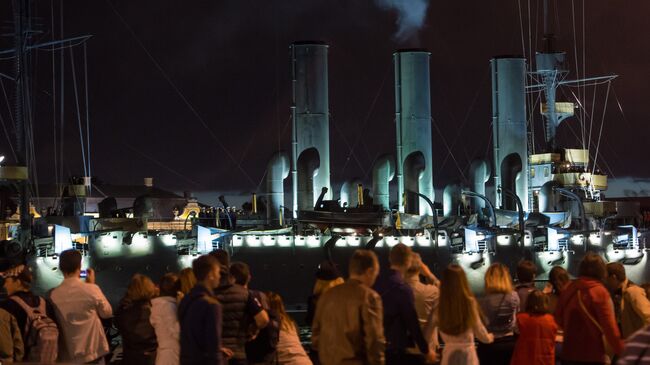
[{"x1": 1, "y1": 0, "x2": 649, "y2": 194}]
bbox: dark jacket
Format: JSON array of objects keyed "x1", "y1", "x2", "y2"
[
  {"x1": 312, "y1": 279, "x2": 385, "y2": 365},
  {"x1": 373, "y1": 269, "x2": 429, "y2": 355},
  {"x1": 245, "y1": 290, "x2": 279, "y2": 363},
  {"x1": 179, "y1": 285, "x2": 223, "y2": 365},
  {"x1": 0, "y1": 291, "x2": 56, "y2": 344},
  {"x1": 115, "y1": 299, "x2": 158, "y2": 365},
  {"x1": 555, "y1": 277, "x2": 624, "y2": 362},
  {"x1": 305, "y1": 293, "x2": 318, "y2": 327},
  {"x1": 214, "y1": 278, "x2": 262, "y2": 361}
]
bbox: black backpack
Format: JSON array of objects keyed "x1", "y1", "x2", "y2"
[{"x1": 245, "y1": 291, "x2": 280, "y2": 362}]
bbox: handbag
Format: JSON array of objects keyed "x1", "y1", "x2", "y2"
[{"x1": 577, "y1": 290, "x2": 615, "y2": 359}]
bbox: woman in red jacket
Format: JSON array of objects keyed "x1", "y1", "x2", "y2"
[
  {"x1": 555, "y1": 253, "x2": 624, "y2": 365},
  {"x1": 511, "y1": 290, "x2": 557, "y2": 365}
]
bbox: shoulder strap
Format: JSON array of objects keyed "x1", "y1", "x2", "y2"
[
  {"x1": 37, "y1": 297, "x2": 46, "y2": 314},
  {"x1": 577, "y1": 290, "x2": 605, "y2": 335},
  {"x1": 490, "y1": 293, "x2": 508, "y2": 324},
  {"x1": 10, "y1": 295, "x2": 34, "y2": 314}
]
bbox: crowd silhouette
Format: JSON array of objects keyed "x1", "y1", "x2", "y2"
[{"x1": 1, "y1": 245, "x2": 650, "y2": 365}]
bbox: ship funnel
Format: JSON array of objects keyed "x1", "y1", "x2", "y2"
[
  {"x1": 266, "y1": 152, "x2": 290, "y2": 225},
  {"x1": 491, "y1": 57, "x2": 528, "y2": 211},
  {"x1": 469, "y1": 159, "x2": 490, "y2": 211},
  {"x1": 394, "y1": 49, "x2": 434, "y2": 215},
  {"x1": 443, "y1": 183, "x2": 462, "y2": 217},
  {"x1": 539, "y1": 181, "x2": 561, "y2": 212},
  {"x1": 372, "y1": 154, "x2": 395, "y2": 211},
  {"x1": 290, "y1": 42, "x2": 331, "y2": 217},
  {"x1": 340, "y1": 178, "x2": 362, "y2": 208}
]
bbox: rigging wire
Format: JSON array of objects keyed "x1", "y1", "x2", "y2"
[
  {"x1": 340, "y1": 66, "x2": 389, "y2": 175},
  {"x1": 438, "y1": 65, "x2": 490, "y2": 172},
  {"x1": 591, "y1": 80, "x2": 611, "y2": 176},
  {"x1": 570, "y1": 0, "x2": 584, "y2": 150},
  {"x1": 0, "y1": 112, "x2": 18, "y2": 161},
  {"x1": 23, "y1": 57, "x2": 40, "y2": 200},
  {"x1": 431, "y1": 117, "x2": 466, "y2": 182},
  {"x1": 559, "y1": 85, "x2": 617, "y2": 179},
  {"x1": 586, "y1": 82, "x2": 597, "y2": 153},
  {"x1": 527, "y1": 0, "x2": 533, "y2": 69},
  {"x1": 105, "y1": 0, "x2": 257, "y2": 188},
  {"x1": 581, "y1": 0, "x2": 586, "y2": 144},
  {"x1": 331, "y1": 114, "x2": 367, "y2": 177},
  {"x1": 69, "y1": 47, "x2": 88, "y2": 177},
  {"x1": 59, "y1": 0, "x2": 65, "y2": 195},
  {"x1": 50, "y1": 0, "x2": 58, "y2": 194},
  {"x1": 83, "y1": 42, "x2": 91, "y2": 181},
  {"x1": 517, "y1": 0, "x2": 526, "y2": 64},
  {"x1": 122, "y1": 142, "x2": 201, "y2": 188},
  {"x1": 0, "y1": 78, "x2": 16, "y2": 131}
]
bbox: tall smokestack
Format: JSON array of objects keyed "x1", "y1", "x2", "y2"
[
  {"x1": 290, "y1": 42, "x2": 331, "y2": 217},
  {"x1": 394, "y1": 49, "x2": 434, "y2": 215},
  {"x1": 491, "y1": 57, "x2": 528, "y2": 211},
  {"x1": 266, "y1": 152, "x2": 290, "y2": 225}
]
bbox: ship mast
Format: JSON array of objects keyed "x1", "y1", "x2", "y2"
[
  {"x1": 531, "y1": 0, "x2": 617, "y2": 153},
  {"x1": 535, "y1": 0, "x2": 569, "y2": 152},
  {"x1": 2, "y1": 0, "x2": 92, "y2": 255},
  {"x1": 12, "y1": 0, "x2": 32, "y2": 250}
]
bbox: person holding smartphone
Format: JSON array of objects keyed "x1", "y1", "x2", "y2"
[{"x1": 50, "y1": 249, "x2": 113, "y2": 364}]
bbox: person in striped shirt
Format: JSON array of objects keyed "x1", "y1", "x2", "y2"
[{"x1": 618, "y1": 325, "x2": 650, "y2": 365}]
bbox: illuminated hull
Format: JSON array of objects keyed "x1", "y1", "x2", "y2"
[{"x1": 26, "y1": 228, "x2": 650, "y2": 308}]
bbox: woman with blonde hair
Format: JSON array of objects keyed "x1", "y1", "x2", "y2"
[
  {"x1": 304, "y1": 260, "x2": 343, "y2": 326},
  {"x1": 177, "y1": 267, "x2": 196, "y2": 295},
  {"x1": 477, "y1": 263, "x2": 519, "y2": 364},
  {"x1": 267, "y1": 292, "x2": 312, "y2": 365},
  {"x1": 150, "y1": 273, "x2": 181, "y2": 365},
  {"x1": 115, "y1": 274, "x2": 158, "y2": 365},
  {"x1": 438, "y1": 264, "x2": 493, "y2": 365}
]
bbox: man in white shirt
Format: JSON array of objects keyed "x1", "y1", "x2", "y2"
[
  {"x1": 50, "y1": 249, "x2": 113, "y2": 364},
  {"x1": 404, "y1": 253, "x2": 440, "y2": 353},
  {"x1": 606, "y1": 262, "x2": 650, "y2": 338}
]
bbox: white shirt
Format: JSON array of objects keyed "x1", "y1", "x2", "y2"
[
  {"x1": 277, "y1": 324, "x2": 312, "y2": 365},
  {"x1": 150, "y1": 296, "x2": 180, "y2": 365},
  {"x1": 406, "y1": 276, "x2": 440, "y2": 350},
  {"x1": 439, "y1": 300, "x2": 493, "y2": 365},
  {"x1": 50, "y1": 277, "x2": 112, "y2": 363}
]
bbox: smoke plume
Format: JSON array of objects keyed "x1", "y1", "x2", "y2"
[{"x1": 375, "y1": 0, "x2": 430, "y2": 42}]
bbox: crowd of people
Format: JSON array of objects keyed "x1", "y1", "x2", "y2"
[{"x1": 1, "y1": 244, "x2": 650, "y2": 365}]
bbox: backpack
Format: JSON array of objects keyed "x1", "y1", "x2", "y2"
[
  {"x1": 11, "y1": 296, "x2": 59, "y2": 364},
  {"x1": 245, "y1": 291, "x2": 280, "y2": 362},
  {"x1": 489, "y1": 293, "x2": 515, "y2": 330}
]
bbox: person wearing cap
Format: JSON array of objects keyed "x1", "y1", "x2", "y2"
[
  {"x1": 305, "y1": 260, "x2": 344, "y2": 327},
  {"x1": 0, "y1": 264, "x2": 56, "y2": 346}
]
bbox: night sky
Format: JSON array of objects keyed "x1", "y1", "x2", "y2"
[{"x1": 1, "y1": 0, "x2": 649, "y2": 197}]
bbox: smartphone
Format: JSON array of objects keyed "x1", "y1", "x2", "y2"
[{"x1": 80, "y1": 270, "x2": 88, "y2": 279}]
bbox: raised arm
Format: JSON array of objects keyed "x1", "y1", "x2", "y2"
[{"x1": 91, "y1": 284, "x2": 113, "y2": 319}]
